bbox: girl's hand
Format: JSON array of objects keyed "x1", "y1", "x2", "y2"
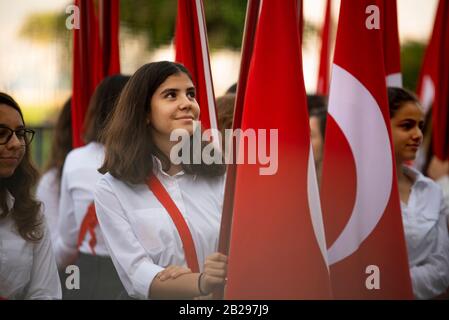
[
  {"x1": 157, "y1": 265, "x2": 192, "y2": 281},
  {"x1": 199, "y1": 252, "x2": 228, "y2": 294}
]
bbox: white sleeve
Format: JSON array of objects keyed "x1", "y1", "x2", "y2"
[
  {"x1": 436, "y1": 175, "x2": 449, "y2": 216},
  {"x1": 36, "y1": 170, "x2": 59, "y2": 244},
  {"x1": 410, "y1": 193, "x2": 449, "y2": 299},
  {"x1": 25, "y1": 221, "x2": 62, "y2": 300},
  {"x1": 94, "y1": 178, "x2": 164, "y2": 300},
  {"x1": 54, "y1": 164, "x2": 79, "y2": 269}
]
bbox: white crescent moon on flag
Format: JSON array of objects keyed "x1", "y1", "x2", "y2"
[
  {"x1": 326, "y1": 64, "x2": 393, "y2": 265},
  {"x1": 420, "y1": 75, "x2": 435, "y2": 114}
]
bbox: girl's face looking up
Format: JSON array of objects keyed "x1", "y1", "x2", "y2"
[{"x1": 149, "y1": 72, "x2": 200, "y2": 138}]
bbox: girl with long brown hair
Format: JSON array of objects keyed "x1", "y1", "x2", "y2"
[
  {"x1": 0, "y1": 92, "x2": 61, "y2": 299},
  {"x1": 94, "y1": 61, "x2": 228, "y2": 299}
]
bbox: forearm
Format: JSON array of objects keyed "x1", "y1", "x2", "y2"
[{"x1": 149, "y1": 273, "x2": 202, "y2": 299}]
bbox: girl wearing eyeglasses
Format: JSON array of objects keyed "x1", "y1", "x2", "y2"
[{"x1": 0, "y1": 92, "x2": 61, "y2": 299}]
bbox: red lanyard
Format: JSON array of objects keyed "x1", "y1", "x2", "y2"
[
  {"x1": 147, "y1": 174, "x2": 200, "y2": 273},
  {"x1": 77, "y1": 203, "x2": 98, "y2": 255}
]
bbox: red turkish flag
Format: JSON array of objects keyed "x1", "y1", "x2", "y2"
[
  {"x1": 175, "y1": 0, "x2": 218, "y2": 132},
  {"x1": 382, "y1": 0, "x2": 402, "y2": 87},
  {"x1": 298, "y1": 0, "x2": 304, "y2": 48},
  {"x1": 99, "y1": 0, "x2": 121, "y2": 77},
  {"x1": 72, "y1": 0, "x2": 102, "y2": 148},
  {"x1": 320, "y1": 0, "x2": 413, "y2": 299},
  {"x1": 72, "y1": 0, "x2": 120, "y2": 148},
  {"x1": 417, "y1": 0, "x2": 449, "y2": 160},
  {"x1": 225, "y1": 0, "x2": 331, "y2": 299},
  {"x1": 317, "y1": 0, "x2": 332, "y2": 95}
]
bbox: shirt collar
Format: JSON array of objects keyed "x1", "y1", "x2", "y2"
[
  {"x1": 0, "y1": 190, "x2": 15, "y2": 216},
  {"x1": 151, "y1": 155, "x2": 186, "y2": 178},
  {"x1": 402, "y1": 165, "x2": 429, "y2": 189}
]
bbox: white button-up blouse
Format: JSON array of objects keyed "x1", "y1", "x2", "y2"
[
  {"x1": 0, "y1": 193, "x2": 61, "y2": 299},
  {"x1": 401, "y1": 166, "x2": 449, "y2": 299},
  {"x1": 54, "y1": 142, "x2": 109, "y2": 269},
  {"x1": 94, "y1": 157, "x2": 225, "y2": 299}
]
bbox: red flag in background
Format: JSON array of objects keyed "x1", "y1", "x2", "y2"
[
  {"x1": 72, "y1": 0, "x2": 121, "y2": 148},
  {"x1": 316, "y1": 0, "x2": 332, "y2": 95},
  {"x1": 99, "y1": 0, "x2": 121, "y2": 76},
  {"x1": 320, "y1": 0, "x2": 413, "y2": 299},
  {"x1": 72, "y1": 0, "x2": 102, "y2": 148},
  {"x1": 175, "y1": 0, "x2": 218, "y2": 134},
  {"x1": 225, "y1": 0, "x2": 331, "y2": 299},
  {"x1": 417, "y1": 0, "x2": 449, "y2": 160},
  {"x1": 298, "y1": 0, "x2": 304, "y2": 48},
  {"x1": 382, "y1": 0, "x2": 402, "y2": 87}
]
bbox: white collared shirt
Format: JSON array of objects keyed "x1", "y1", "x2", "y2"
[
  {"x1": 94, "y1": 157, "x2": 225, "y2": 299},
  {"x1": 0, "y1": 193, "x2": 61, "y2": 299},
  {"x1": 36, "y1": 168, "x2": 60, "y2": 245},
  {"x1": 436, "y1": 175, "x2": 449, "y2": 217},
  {"x1": 401, "y1": 166, "x2": 449, "y2": 299},
  {"x1": 54, "y1": 142, "x2": 109, "y2": 269}
]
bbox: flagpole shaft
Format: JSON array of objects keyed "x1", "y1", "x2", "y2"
[{"x1": 214, "y1": 0, "x2": 260, "y2": 300}]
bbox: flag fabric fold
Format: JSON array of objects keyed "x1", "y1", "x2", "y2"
[
  {"x1": 320, "y1": 0, "x2": 413, "y2": 299},
  {"x1": 99, "y1": 0, "x2": 121, "y2": 77},
  {"x1": 72, "y1": 0, "x2": 121, "y2": 148},
  {"x1": 316, "y1": 0, "x2": 332, "y2": 95},
  {"x1": 225, "y1": 0, "x2": 331, "y2": 299},
  {"x1": 417, "y1": 0, "x2": 449, "y2": 160},
  {"x1": 298, "y1": 0, "x2": 304, "y2": 48},
  {"x1": 72, "y1": 0, "x2": 102, "y2": 148},
  {"x1": 382, "y1": 0, "x2": 402, "y2": 87}
]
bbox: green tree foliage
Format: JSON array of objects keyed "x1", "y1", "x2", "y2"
[
  {"x1": 20, "y1": 1, "x2": 316, "y2": 52},
  {"x1": 19, "y1": 11, "x2": 69, "y2": 43},
  {"x1": 120, "y1": 0, "x2": 247, "y2": 50},
  {"x1": 401, "y1": 41, "x2": 426, "y2": 92}
]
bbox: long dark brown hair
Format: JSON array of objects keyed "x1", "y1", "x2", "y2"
[
  {"x1": 387, "y1": 87, "x2": 421, "y2": 118},
  {"x1": 99, "y1": 61, "x2": 225, "y2": 184},
  {"x1": 0, "y1": 92, "x2": 42, "y2": 242},
  {"x1": 83, "y1": 75, "x2": 130, "y2": 144},
  {"x1": 44, "y1": 97, "x2": 72, "y2": 190}
]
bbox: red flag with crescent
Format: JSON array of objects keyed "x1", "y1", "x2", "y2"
[
  {"x1": 417, "y1": 0, "x2": 449, "y2": 160},
  {"x1": 320, "y1": 0, "x2": 413, "y2": 299}
]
